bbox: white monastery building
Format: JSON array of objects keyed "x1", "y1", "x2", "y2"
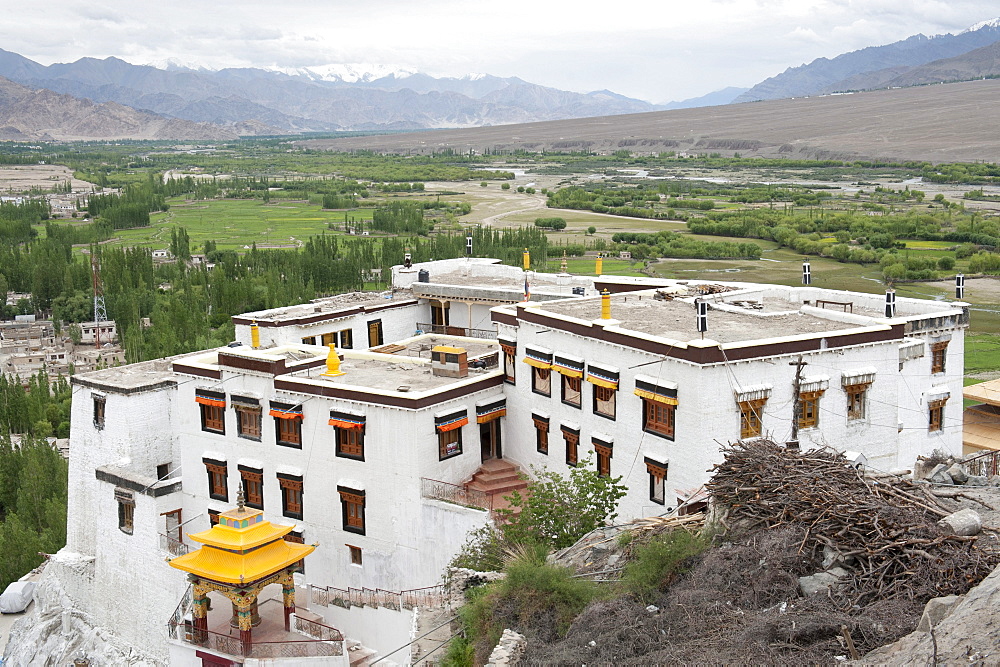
[{"x1": 5, "y1": 257, "x2": 968, "y2": 665}]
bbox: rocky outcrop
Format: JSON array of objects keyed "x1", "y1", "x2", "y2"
[
  {"x1": 2, "y1": 552, "x2": 161, "y2": 666},
  {"x1": 860, "y1": 563, "x2": 1000, "y2": 664}
]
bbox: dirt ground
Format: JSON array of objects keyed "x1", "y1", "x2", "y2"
[
  {"x1": 0, "y1": 165, "x2": 93, "y2": 193},
  {"x1": 302, "y1": 79, "x2": 1000, "y2": 164}
]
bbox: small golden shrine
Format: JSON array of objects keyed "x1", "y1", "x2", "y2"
[{"x1": 168, "y1": 493, "x2": 315, "y2": 654}]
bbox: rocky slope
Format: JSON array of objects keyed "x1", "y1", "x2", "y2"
[
  {"x1": 0, "y1": 49, "x2": 658, "y2": 132},
  {"x1": 0, "y1": 76, "x2": 238, "y2": 141},
  {"x1": 734, "y1": 20, "x2": 1000, "y2": 103}
]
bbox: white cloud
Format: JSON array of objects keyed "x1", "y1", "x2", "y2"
[{"x1": 1, "y1": 0, "x2": 997, "y2": 102}]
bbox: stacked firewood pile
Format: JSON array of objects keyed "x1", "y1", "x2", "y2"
[{"x1": 706, "y1": 439, "x2": 1000, "y2": 610}]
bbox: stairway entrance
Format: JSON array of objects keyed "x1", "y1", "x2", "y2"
[
  {"x1": 480, "y1": 419, "x2": 502, "y2": 462},
  {"x1": 465, "y1": 459, "x2": 528, "y2": 514}
]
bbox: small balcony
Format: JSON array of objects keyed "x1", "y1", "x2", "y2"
[{"x1": 168, "y1": 586, "x2": 345, "y2": 661}]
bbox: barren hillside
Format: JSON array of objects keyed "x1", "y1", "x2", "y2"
[{"x1": 302, "y1": 79, "x2": 1000, "y2": 163}]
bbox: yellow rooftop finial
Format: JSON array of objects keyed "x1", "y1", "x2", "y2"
[
  {"x1": 250, "y1": 320, "x2": 260, "y2": 349},
  {"x1": 522, "y1": 248, "x2": 530, "y2": 270},
  {"x1": 595, "y1": 255, "x2": 603, "y2": 276},
  {"x1": 600, "y1": 289, "x2": 611, "y2": 320},
  {"x1": 322, "y1": 343, "x2": 345, "y2": 377}
]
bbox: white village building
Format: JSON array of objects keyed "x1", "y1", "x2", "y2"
[{"x1": 5, "y1": 257, "x2": 968, "y2": 665}]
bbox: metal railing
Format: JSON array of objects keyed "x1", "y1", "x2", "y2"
[
  {"x1": 416, "y1": 323, "x2": 498, "y2": 340},
  {"x1": 420, "y1": 477, "x2": 492, "y2": 512},
  {"x1": 962, "y1": 449, "x2": 1000, "y2": 478},
  {"x1": 310, "y1": 583, "x2": 449, "y2": 612},
  {"x1": 159, "y1": 533, "x2": 190, "y2": 556},
  {"x1": 166, "y1": 586, "x2": 344, "y2": 658},
  {"x1": 167, "y1": 622, "x2": 343, "y2": 658}
]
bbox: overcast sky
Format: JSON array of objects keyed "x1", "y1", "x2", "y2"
[{"x1": 3, "y1": 1, "x2": 999, "y2": 103}]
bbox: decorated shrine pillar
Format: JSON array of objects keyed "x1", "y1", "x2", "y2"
[{"x1": 282, "y1": 572, "x2": 296, "y2": 631}]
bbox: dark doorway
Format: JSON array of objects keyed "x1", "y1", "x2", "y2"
[{"x1": 480, "y1": 419, "x2": 502, "y2": 463}]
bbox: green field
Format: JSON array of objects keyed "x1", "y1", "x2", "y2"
[{"x1": 56, "y1": 198, "x2": 375, "y2": 253}]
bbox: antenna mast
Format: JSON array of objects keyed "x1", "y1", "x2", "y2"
[{"x1": 92, "y1": 254, "x2": 107, "y2": 348}]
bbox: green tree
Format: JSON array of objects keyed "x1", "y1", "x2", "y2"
[
  {"x1": 498, "y1": 456, "x2": 627, "y2": 550},
  {"x1": 587, "y1": 226, "x2": 597, "y2": 235}
]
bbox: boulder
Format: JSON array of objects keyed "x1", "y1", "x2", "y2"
[
  {"x1": 915, "y1": 595, "x2": 962, "y2": 632},
  {"x1": 799, "y1": 567, "x2": 849, "y2": 596},
  {"x1": 938, "y1": 508, "x2": 982, "y2": 536},
  {"x1": 946, "y1": 464, "x2": 968, "y2": 484},
  {"x1": 990, "y1": 475, "x2": 1000, "y2": 487},
  {"x1": 966, "y1": 475, "x2": 988, "y2": 487},
  {"x1": 927, "y1": 464, "x2": 953, "y2": 485}
]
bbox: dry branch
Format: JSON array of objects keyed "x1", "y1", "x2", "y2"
[{"x1": 705, "y1": 439, "x2": 999, "y2": 610}]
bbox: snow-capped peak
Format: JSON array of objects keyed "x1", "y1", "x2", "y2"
[
  {"x1": 268, "y1": 63, "x2": 418, "y2": 83},
  {"x1": 461, "y1": 72, "x2": 488, "y2": 81},
  {"x1": 144, "y1": 58, "x2": 215, "y2": 72},
  {"x1": 962, "y1": 17, "x2": 1000, "y2": 33}
]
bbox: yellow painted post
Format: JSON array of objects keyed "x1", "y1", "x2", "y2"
[
  {"x1": 595, "y1": 256, "x2": 603, "y2": 276},
  {"x1": 250, "y1": 321, "x2": 260, "y2": 349},
  {"x1": 601, "y1": 289, "x2": 611, "y2": 320},
  {"x1": 322, "y1": 343, "x2": 345, "y2": 377},
  {"x1": 522, "y1": 248, "x2": 530, "y2": 270}
]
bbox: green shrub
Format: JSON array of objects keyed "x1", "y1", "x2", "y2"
[
  {"x1": 937, "y1": 256, "x2": 956, "y2": 271},
  {"x1": 622, "y1": 530, "x2": 709, "y2": 603}
]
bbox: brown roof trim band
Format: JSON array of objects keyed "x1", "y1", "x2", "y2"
[
  {"x1": 491, "y1": 310, "x2": 519, "y2": 327},
  {"x1": 515, "y1": 308, "x2": 904, "y2": 364},
  {"x1": 273, "y1": 374, "x2": 504, "y2": 409},
  {"x1": 171, "y1": 363, "x2": 222, "y2": 380}
]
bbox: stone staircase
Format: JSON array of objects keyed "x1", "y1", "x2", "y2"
[{"x1": 464, "y1": 459, "x2": 529, "y2": 514}]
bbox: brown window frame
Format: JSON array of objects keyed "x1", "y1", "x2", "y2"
[
  {"x1": 301, "y1": 335, "x2": 317, "y2": 345},
  {"x1": 503, "y1": 350, "x2": 516, "y2": 384},
  {"x1": 367, "y1": 319, "x2": 384, "y2": 347},
  {"x1": 209, "y1": 509, "x2": 220, "y2": 526},
  {"x1": 929, "y1": 398, "x2": 947, "y2": 432},
  {"x1": 561, "y1": 374, "x2": 582, "y2": 408},
  {"x1": 845, "y1": 384, "x2": 869, "y2": 421},
  {"x1": 200, "y1": 403, "x2": 225, "y2": 434},
  {"x1": 240, "y1": 467, "x2": 264, "y2": 510},
  {"x1": 593, "y1": 384, "x2": 616, "y2": 420},
  {"x1": 205, "y1": 461, "x2": 228, "y2": 502},
  {"x1": 798, "y1": 391, "x2": 823, "y2": 429},
  {"x1": 336, "y1": 427, "x2": 365, "y2": 461},
  {"x1": 93, "y1": 394, "x2": 106, "y2": 430},
  {"x1": 642, "y1": 399, "x2": 675, "y2": 440},
  {"x1": 338, "y1": 487, "x2": 366, "y2": 535},
  {"x1": 532, "y1": 367, "x2": 551, "y2": 396},
  {"x1": 438, "y1": 427, "x2": 463, "y2": 460},
  {"x1": 594, "y1": 441, "x2": 612, "y2": 478},
  {"x1": 339, "y1": 329, "x2": 353, "y2": 349},
  {"x1": 563, "y1": 429, "x2": 579, "y2": 467},
  {"x1": 739, "y1": 399, "x2": 765, "y2": 440},
  {"x1": 279, "y1": 475, "x2": 303, "y2": 520},
  {"x1": 321, "y1": 332, "x2": 337, "y2": 346},
  {"x1": 931, "y1": 341, "x2": 948, "y2": 374},
  {"x1": 275, "y1": 415, "x2": 302, "y2": 448},
  {"x1": 533, "y1": 417, "x2": 549, "y2": 455},
  {"x1": 646, "y1": 460, "x2": 667, "y2": 506},
  {"x1": 348, "y1": 544, "x2": 363, "y2": 566},
  {"x1": 117, "y1": 492, "x2": 135, "y2": 535},
  {"x1": 234, "y1": 403, "x2": 262, "y2": 440}
]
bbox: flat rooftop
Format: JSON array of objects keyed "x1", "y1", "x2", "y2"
[
  {"x1": 238, "y1": 290, "x2": 414, "y2": 323},
  {"x1": 71, "y1": 357, "x2": 178, "y2": 392},
  {"x1": 530, "y1": 283, "x2": 963, "y2": 345},
  {"x1": 289, "y1": 335, "x2": 500, "y2": 393}
]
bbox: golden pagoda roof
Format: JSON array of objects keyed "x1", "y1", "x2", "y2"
[
  {"x1": 169, "y1": 539, "x2": 314, "y2": 585},
  {"x1": 188, "y1": 508, "x2": 294, "y2": 550},
  {"x1": 168, "y1": 502, "x2": 315, "y2": 585}
]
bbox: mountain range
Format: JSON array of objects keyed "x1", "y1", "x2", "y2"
[
  {"x1": 0, "y1": 49, "x2": 660, "y2": 136},
  {"x1": 0, "y1": 17, "x2": 999, "y2": 141},
  {"x1": 734, "y1": 18, "x2": 1000, "y2": 102}
]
